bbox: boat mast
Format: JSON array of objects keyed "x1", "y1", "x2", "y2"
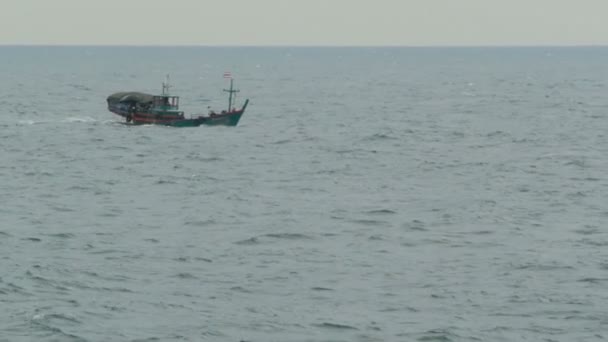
[
  {"x1": 223, "y1": 78, "x2": 239, "y2": 112},
  {"x1": 162, "y1": 74, "x2": 171, "y2": 96}
]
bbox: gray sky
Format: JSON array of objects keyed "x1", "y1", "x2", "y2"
[{"x1": 2, "y1": 0, "x2": 608, "y2": 46}]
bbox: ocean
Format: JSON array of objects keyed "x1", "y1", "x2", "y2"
[{"x1": 1, "y1": 46, "x2": 607, "y2": 341}]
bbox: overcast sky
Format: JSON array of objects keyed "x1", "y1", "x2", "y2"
[{"x1": 2, "y1": 0, "x2": 608, "y2": 46}]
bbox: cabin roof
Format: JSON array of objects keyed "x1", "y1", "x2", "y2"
[{"x1": 107, "y1": 92, "x2": 154, "y2": 105}]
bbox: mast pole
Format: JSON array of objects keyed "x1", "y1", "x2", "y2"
[
  {"x1": 223, "y1": 77, "x2": 239, "y2": 112},
  {"x1": 228, "y1": 78, "x2": 233, "y2": 112},
  {"x1": 162, "y1": 74, "x2": 171, "y2": 95}
]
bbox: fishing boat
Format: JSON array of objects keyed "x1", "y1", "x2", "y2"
[{"x1": 106, "y1": 76, "x2": 249, "y2": 127}]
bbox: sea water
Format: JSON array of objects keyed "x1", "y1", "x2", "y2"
[{"x1": 1, "y1": 46, "x2": 607, "y2": 341}]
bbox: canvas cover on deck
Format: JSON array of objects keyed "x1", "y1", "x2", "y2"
[{"x1": 106, "y1": 92, "x2": 155, "y2": 105}]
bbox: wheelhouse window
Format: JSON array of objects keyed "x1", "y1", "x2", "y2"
[{"x1": 154, "y1": 96, "x2": 179, "y2": 108}]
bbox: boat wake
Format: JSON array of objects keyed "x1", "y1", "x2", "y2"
[{"x1": 63, "y1": 116, "x2": 98, "y2": 123}]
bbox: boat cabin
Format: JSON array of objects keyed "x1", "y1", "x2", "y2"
[{"x1": 153, "y1": 95, "x2": 179, "y2": 110}]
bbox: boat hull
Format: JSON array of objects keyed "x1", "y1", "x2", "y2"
[{"x1": 164, "y1": 110, "x2": 244, "y2": 127}]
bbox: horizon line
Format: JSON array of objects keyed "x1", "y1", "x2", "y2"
[{"x1": 1, "y1": 43, "x2": 608, "y2": 49}]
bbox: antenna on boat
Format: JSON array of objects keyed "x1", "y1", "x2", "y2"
[
  {"x1": 223, "y1": 78, "x2": 239, "y2": 112},
  {"x1": 162, "y1": 74, "x2": 171, "y2": 96}
]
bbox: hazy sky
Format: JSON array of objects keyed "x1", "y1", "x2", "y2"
[{"x1": 2, "y1": 0, "x2": 608, "y2": 46}]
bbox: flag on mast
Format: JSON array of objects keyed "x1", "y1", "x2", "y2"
[{"x1": 223, "y1": 71, "x2": 232, "y2": 79}]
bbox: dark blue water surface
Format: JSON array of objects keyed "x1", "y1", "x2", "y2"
[{"x1": 1, "y1": 46, "x2": 608, "y2": 341}]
